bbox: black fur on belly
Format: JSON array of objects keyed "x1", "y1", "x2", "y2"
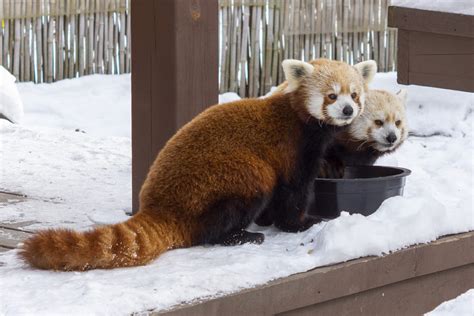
[{"x1": 256, "y1": 120, "x2": 348, "y2": 231}]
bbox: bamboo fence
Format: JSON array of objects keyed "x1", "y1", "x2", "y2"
[
  {"x1": 0, "y1": 0, "x2": 396, "y2": 97},
  {"x1": 0, "y1": 0, "x2": 130, "y2": 83},
  {"x1": 220, "y1": 0, "x2": 397, "y2": 97}
]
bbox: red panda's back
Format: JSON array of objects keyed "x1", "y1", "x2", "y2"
[{"x1": 138, "y1": 95, "x2": 300, "y2": 217}]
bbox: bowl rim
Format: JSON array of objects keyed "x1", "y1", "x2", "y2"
[{"x1": 315, "y1": 165, "x2": 412, "y2": 183}]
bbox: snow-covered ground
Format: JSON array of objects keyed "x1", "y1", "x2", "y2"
[
  {"x1": 0, "y1": 73, "x2": 473, "y2": 315},
  {"x1": 426, "y1": 289, "x2": 474, "y2": 316}
]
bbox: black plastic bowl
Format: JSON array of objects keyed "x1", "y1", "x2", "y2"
[{"x1": 308, "y1": 165, "x2": 411, "y2": 219}]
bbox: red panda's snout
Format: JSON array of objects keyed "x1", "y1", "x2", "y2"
[{"x1": 322, "y1": 91, "x2": 363, "y2": 126}]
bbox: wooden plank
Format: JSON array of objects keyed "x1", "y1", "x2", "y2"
[
  {"x1": 0, "y1": 220, "x2": 37, "y2": 233},
  {"x1": 405, "y1": 31, "x2": 474, "y2": 92},
  {"x1": 410, "y1": 30, "x2": 474, "y2": 56},
  {"x1": 281, "y1": 264, "x2": 474, "y2": 315},
  {"x1": 0, "y1": 192, "x2": 27, "y2": 204},
  {"x1": 409, "y1": 73, "x2": 474, "y2": 93},
  {"x1": 131, "y1": 0, "x2": 219, "y2": 212},
  {"x1": 388, "y1": 6, "x2": 474, "y2": 38},
  {"x1": 0, "y1": 227, "x2": 32, "y2": 249},
  {"x1": 157, "y1": 232, "x2": 474, "y2": 315},
  {"x1": 396, "y1": 29, "x2": 410, "y2": 85},
  {"x1": 0, "y1": 246, "x2": 11, "y2": 253}
]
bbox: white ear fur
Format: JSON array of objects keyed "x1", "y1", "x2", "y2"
[
  {"x1": 396, "y1": 88, "x2": 408, "y2": 106},
  {"x1": 281, "y1": 59, "x2": 314, "y2": 92},
  {"x1": 354, "y1": 60, "x2": 377, "y2": 85}
]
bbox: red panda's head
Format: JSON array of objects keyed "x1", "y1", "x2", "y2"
[
  {"x1": 281, "y1": 59, "x2": 377, "y2": 126},
  {"x1": 349, "y1": 89, "x2": 409, "y2": 152}
]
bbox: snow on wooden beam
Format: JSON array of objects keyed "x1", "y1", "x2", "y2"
[{"x1": 155, "y1": 232, "x2": 474, "y2": 315}]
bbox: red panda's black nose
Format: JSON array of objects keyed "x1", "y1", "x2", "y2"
[
  {"x1": 386, "y1": 133, "x2": 397, "y2": 144},
  {"x1": 342, "y1": 105, "x2": 353, "y2": 116}
]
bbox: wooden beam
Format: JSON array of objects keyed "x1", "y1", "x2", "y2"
[
  {"x1": 156, "y1": 232, "x2": 474, "y2": 315},
  {"x1": 389, "y1": 6, "x2": 474, "y2": 92},
  {"x1": 131, "y1": 0, "x2": 219, "y2": 212},
  {"x1": 396, "y1": 29, "x2": 409, "y2": 85},
  {"x1": 388, "y1": 6, "x2": 474, "y2": 38}
]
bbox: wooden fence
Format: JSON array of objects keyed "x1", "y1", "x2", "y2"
[
  {"x1": 0, "y1": 0, "x2": 396, "y2": 97},
  {"x1": 0, "y1": 0, "x2": 130, "y2": 83}
]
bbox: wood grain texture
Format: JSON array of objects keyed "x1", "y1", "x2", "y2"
[
  {"x1": 131, "y1": 0, "x2": 218, "y2": 211},
  {"x1": 390, "y1": 6, "x2": 474, "y2": 92},
  {"x1": 157, "y1": 232, "x2": 474, "y2": 315},
  {"x1": 388, "y1": 6, "x2": 474, "y2": 38}
]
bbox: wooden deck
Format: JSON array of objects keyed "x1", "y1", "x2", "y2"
[
  {"x1": 1, "y1": 189, "x2": 472, "y2": 314},
  {"x1": 0, "y1": 191, "x2": 35, "y2": 252}
]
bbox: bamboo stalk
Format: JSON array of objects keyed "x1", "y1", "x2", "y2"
[
  {"x1": 239, "y1": 0, "x2": 250, "y2": 97},
  {"x1": 13, "y1": 0, "x2": 21, "y2": 79},
  {"x1": 119, "y1": 0, "x2": 125, "y2": 74},
  {"x1": 0, "y1": 1, "x2": 4, "y2": 68}
]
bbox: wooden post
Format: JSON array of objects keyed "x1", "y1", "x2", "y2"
[{"x1": 131, "y1": 0, "x2": 219, "y2": 212}]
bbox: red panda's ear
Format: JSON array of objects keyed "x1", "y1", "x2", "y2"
[
  {"x1": 396, "y1": 89, "x2": 408, "y2": 106},
  {"x1": 354, "y1": 60, "x2": 377, "y2": 85},
  {"x1": 281, "y1": 59, "x2": 313, "y2": 92}
]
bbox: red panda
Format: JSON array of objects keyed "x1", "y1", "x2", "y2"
[
  {"x1": 20, "y1": 59, "x2": 375, "y2": 271},
  {"x1": 319, "y1": 89, "x2": 409, "y2": 178},
  {"x1": 263, "y1": 58, "x2": 407, "y2": 179}
]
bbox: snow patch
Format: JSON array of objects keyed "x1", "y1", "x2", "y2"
[
  {"x1": 0, "y1": 66, "x2": 24, "y2": 123},
  {"x1": 426, "y1": 289, "x2": 474, "y2": 316}
]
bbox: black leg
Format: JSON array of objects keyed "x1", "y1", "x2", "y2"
[
  {"x1": 198, "y1": 196, "x2": 270, "y2": 245},
  {"x1": 254, "y1": 204, "x2": 274, "y2": 227},
  {"x1": 254, "y1": 211, "x2": 273, "y2": 226},
  {"x1": 271, "y1": 182, "x2": 321, "y2": 233}
]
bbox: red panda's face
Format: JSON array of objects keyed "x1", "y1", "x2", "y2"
[
  {"x1": 282, "y1": 59, "x2": 377, "y2": 126},
  {"x1": 309, "y1": 72, "x2": 365, "y2": 126},
  {"x1": 349, "y1": 89, "x2": 408, "y2": 152}
]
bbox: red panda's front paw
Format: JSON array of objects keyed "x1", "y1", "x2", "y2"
[{"x1": 220, "y1": 230, "x2": 265, "y2": 246}]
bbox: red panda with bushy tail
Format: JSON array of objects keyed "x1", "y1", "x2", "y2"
[{"x1": 20, "y1": 59, "x2": 376, "y2": 271}]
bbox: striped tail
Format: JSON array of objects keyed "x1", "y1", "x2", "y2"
[{"x1": 19, "y1": 211, "x2": 192, "y2": 271}]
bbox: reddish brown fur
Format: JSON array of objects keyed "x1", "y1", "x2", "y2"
[
  {"x1": 21, "y1": 59, "x2": 370, "y2": 271},
  {"x1": 20, "y1": 92, "x2": 311, "y2": 271}
]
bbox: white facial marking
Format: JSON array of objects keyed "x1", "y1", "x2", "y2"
[
  {"x1": 306, "y1": 92, "x2": 324, "y2": 120},
  {"x1": 359, "y1": 93, "x2": 365, "y2": 108},
  {"x1": 326, "y1": 94, "x2": 359, "y2": 124},
  {"x1": 332, "y1": 83, "x2": 341, "y2": 95},
  {"x1": 372, "y1": 122, "x2": 402, "y2": 151}
]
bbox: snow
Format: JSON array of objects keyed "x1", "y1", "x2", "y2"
[
  {"x1": 0, "y1": 73, "x2": 473, "y2": 315},
  {"x1": 17, "y1": 74, "x2": 131, "y2": 138},
  {"x1": 0, "y1": 66, "x2": 24, "y2": 123},
  {"x1": 426, "y1": 289, "x2": 474, "y2": 316},
  {"x1": 391, "y1": 0, "x2": 474, "y2": 15}
]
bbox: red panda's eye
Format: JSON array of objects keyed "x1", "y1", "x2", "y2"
[
  {"x1": 328, "y1": 94, "x2": 337, "y2": 100},
  {"x1": 396, "y1": 120, "x2": 402, "y2": 126},
  {"x1": 351, "y1": 92, "x2": 357, "y2": 99},
  {"x1": 374, "y1": 120, "x2": 384, "y2": 126}
]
